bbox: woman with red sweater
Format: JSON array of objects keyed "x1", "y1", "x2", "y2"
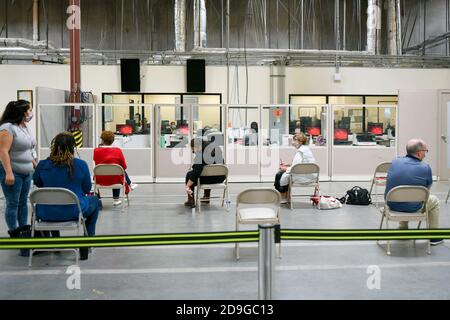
[{"x1": 93, "y1": 131, "x2": 138, "y2": 206}]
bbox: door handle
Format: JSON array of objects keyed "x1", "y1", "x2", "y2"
[{"x1": 442, "y1": 135, "x2": 448, "y2": 143}]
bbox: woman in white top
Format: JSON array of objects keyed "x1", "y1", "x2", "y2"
[{"x1": 274, "y1": 133, "x2": 316, "y2": 199}]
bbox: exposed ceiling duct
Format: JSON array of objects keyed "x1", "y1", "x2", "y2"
[
  {"x1": 193, "y1": 0, "x2": 207, "y2": 48},
  {"x1": 366, "y1": 0, "x2": 382, "y2": 54},
  {"x1": 174, "y1": 0, "x2": 186, "y2": 52}
]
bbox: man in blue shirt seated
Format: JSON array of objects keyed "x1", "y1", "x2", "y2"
[{"x1": 385, "y1": 138, "x2": 443, "y2": 245}]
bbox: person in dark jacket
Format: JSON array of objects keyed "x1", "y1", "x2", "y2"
[{"x1": 184, "y1": 138, "x2": 225, "y2": 208}]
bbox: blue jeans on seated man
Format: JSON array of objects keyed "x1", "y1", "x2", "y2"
[
  {"x1": 36, "y1": 196, "x2": 100, "y2": 237},
  {"x1": 0, "y1": 166, "x2": 32, "y2": 231}
]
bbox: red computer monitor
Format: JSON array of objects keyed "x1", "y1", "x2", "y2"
[
  {"x1": 334, "y1": 128, "x2": 348, "y2": 141},
  {"x1": 116, "y1": 124, "x2": 133, "y2": 135},
  {"x1": 306, "y1": 126, "x2": 321, "y2": 136},
  {"x1": 368, "y1": 123, "x2": 383, "y2": 135}
]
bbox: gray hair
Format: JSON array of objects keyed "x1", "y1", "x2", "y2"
[{"x1": 406, "y1": 139, "x2": 426, "y2": 155}]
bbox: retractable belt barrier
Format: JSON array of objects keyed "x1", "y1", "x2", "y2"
[{"x1": 1, "y1": 229, "x2": 450, "y2": 250}]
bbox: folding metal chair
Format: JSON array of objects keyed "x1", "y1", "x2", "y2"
[
  {"x1": 369, "y1": 162, "x2": 391, "y2": 208},
  {"x1": 378, "y1": 185, "x2": 430, "y2": 256},
  {"x1": 288, "y1": 163, "x2": 320, "y2": 210},
  {"x1": 28, "y1": 188, "x2": 88, "y2": 267},
  {"x1": 93, "y1": 164, "x2": 129, "y2": 210},
  {"x1": 196, "y1": 164, "x2": 229, "y2": 213},
  {"x1": 235, "y1": 188, "x2": 281, "y2": 260}
]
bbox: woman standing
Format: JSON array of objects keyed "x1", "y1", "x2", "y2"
[{"x1": 0, "y1": 100, "x2": 36, "y2": 238}]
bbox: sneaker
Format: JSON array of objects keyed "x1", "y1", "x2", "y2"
[
  {"x1": 430, "y1": 239, "x2": 444, "y2": 246},
  {"x1": 130, "y1": 183, "x2": 139, "y2": 191},
  {"x1": 113, "y1": 199, "x2": 122, "y2": 206}
]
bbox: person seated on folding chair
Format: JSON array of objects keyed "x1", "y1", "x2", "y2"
[
  {"x1": 184, "y1": 138, "x2": 225, "y2": 208},
  {"x1": 274, "y1": 133, "x2": 316, "y2": 202},
  {"x1": 385, "y1": 138, "x2": 443, "y2": 246},
  {"x1": 33, "y1": 132, "x2": 100, "y2": 260},
  {"x1": 93, "y1": 131, "x2": 138, "y2": 207}
]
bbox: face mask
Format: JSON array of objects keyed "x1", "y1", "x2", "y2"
[{"x1": 25, "y1": 112, "x2": 33, "y2": 122}]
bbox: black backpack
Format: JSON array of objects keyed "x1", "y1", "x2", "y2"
[{"x1": 339, "y1": 186, "x2": 372, "y2": 205}]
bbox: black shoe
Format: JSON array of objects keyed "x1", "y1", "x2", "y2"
[
  {"x1": 430, "y1": 239, "x2": 444, "y2": 246},
  {"x1": 80, "y1": 247, "x2": 89, "y2": 260}
]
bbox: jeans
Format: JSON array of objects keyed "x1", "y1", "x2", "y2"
[
  {"x1": 112, "y1": 172, "x2": 132, "y2": 199},
  {"x1": 0, "y1": 166, "x2": 32, "y2": 231},
  {"x1": 83, "y1": 196, "x2": 100, "y2": 236}
]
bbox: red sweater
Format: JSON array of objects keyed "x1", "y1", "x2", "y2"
[{"x1": 93, "y1": 147, "x2": 130, "y2": 194}]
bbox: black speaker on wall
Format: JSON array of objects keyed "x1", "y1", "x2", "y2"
[
  {"x1": 186, "y1": 59, "x2": 205, "y2": 92},
  {"x1": 120, "y1": 59, "x2": 141, "y2": 92}
]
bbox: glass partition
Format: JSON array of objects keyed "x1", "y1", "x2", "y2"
[
  {"x1": 333, "y1": 105, "x2": 396, "y2": 147},
  {"x1": 226, "y1": 105, "x2": 260, "y2": 181},
  {"x1": 331, "y1": 104, "x2": 397, "y2": 180}
]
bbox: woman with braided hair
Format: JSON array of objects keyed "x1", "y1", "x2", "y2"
[{"x1": 33, "y1": 132, "x2": 100, "y2": 260}]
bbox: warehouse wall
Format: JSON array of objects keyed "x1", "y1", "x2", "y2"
[{"x1": 2, "y1": 65, "x2": 450, "y2": 112}]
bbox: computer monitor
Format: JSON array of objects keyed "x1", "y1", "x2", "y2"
[
  {"x1": 299, "y1": 117, "x2": 312, "y2": 133},
  {"x1": 116, "y1": 124, "x2": 133, "y2": 135},
  {"x1": 334, "y1": 128, "x2": 349, "y2": 142},
  {"x1": 126, "y1": 119, "x2": 136, "y2": 130},
  {"x1": 339, "y1": 117, "x2": 351, "y2": 131},
  {"x1": 368, "y1": 122, "x2": 383, "y2": 135},
  {"x1": 306, "y1": 126, "x2": 321, "y2": 136}
]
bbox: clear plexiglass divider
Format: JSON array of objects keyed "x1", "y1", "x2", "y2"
[{"x1": 36, "y1": 103, "x2": 397, "y2": 182}]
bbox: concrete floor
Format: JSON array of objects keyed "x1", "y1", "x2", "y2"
[{"x1": 0, "y1": 181, "x2": 449, "y2": 300}]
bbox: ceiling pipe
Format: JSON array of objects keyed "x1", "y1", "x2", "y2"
[
  {"x1": 174, "y1": 0, "x2": 186, "y2": 52},
  {"x1": 194, "y1": 0, "x2": 207, "y2": 48},
  {"x1": 33, "y1": 0, "x2": 39, "y2": 42}
]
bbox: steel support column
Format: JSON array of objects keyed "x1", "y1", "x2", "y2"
[{"x1": 69, "y1": 0, "x2": 81, "y2": 103}]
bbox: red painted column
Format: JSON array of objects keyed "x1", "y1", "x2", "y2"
[{"x1": 68, "y1": 0, "x2": 81, "y2": 103}]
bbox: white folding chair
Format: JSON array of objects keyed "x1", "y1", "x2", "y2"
[
  {"x1": 288, "y1": 163, "x2": 320, "y2": 210},
  {"x1": 235, "y1": 188, "x2": 281, "y2": 260},
  {"x1": 378, "y1": 185, "x2": 431, "y2": 256},
  {"x1": 93, "y1": 164, "x2": 129, "y2": 210},
  {"x1": 28, "y1": 188, "x2": 88, "y2": 267},
  {"x1": 369, "y1": 162, "x2": 391, "y2": 208},
  {"x1": 195, "y1": 164, "x2": 229, "y2": 213}
]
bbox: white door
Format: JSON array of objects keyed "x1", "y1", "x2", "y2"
[{"x1": 438, "y1": 91, "x2": 450, "y2": 180}]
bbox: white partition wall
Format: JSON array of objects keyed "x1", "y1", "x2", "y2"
[{"x1": 37, "y1": 103, "x2": 96, "y2": 172}]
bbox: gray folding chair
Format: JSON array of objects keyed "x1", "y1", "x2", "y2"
[
  {"x1": 196, "y1": 164, "x2": 229, "y2": 213},
  {"x1": 94, "y1": 164, "x2": 129, "y2": 210},
  {"x1": 235, "y1": 188, "x2": 281, "y2": 260},
  {"x1": 369, "y1": 162, "x2": 391, "y2": 208},
  {"x1": 288, "y1": 163, "x2": 320, "y2": 210},
  {"x1": 28, "y1": 188, "x2": 88, "y2": 267},
  {"x1": 378, "y1": 185, "x2": 430, "y2": 256}
]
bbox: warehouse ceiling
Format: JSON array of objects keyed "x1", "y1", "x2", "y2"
[{"x1": 1, "y1": 0, "x2": 450, "y2": 67}]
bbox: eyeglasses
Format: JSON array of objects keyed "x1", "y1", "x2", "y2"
[{"x1": 419, "y1": 149, "x2": 429, "y2": 153}]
